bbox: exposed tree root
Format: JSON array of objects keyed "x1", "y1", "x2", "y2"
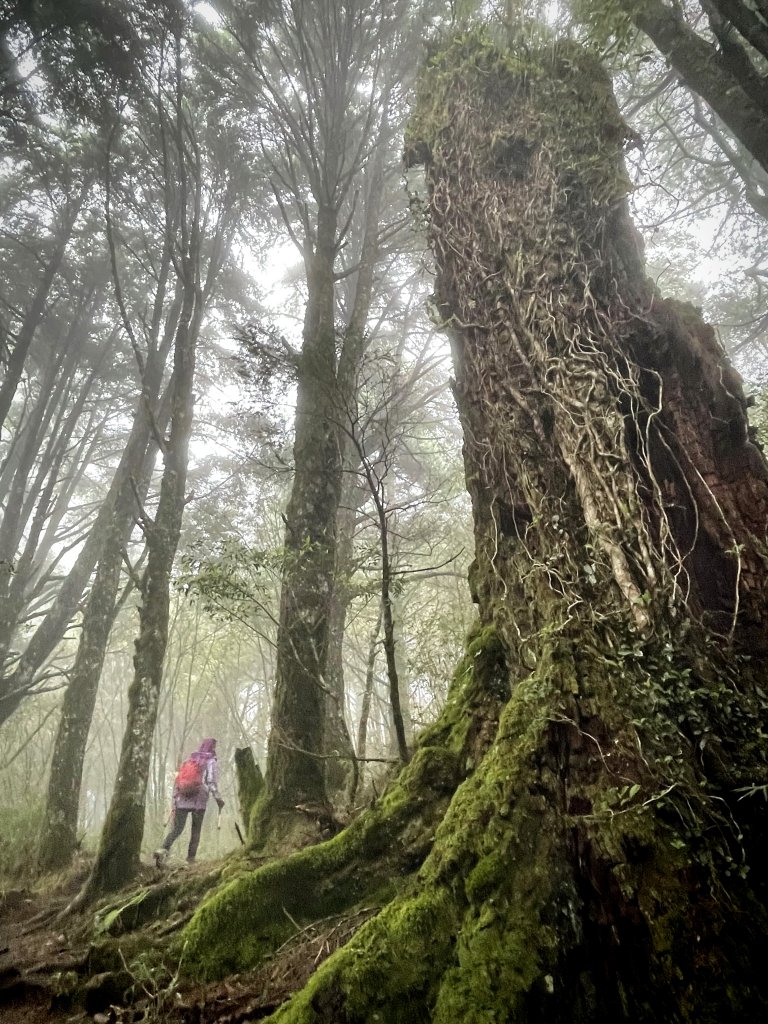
[{"x1": 181, "y1": 627, "x2": 507, "y2": 980}]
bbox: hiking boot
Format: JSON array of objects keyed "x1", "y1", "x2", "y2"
[{"x1": 153, "y1": 848, "x2": 168, "y2": 868}]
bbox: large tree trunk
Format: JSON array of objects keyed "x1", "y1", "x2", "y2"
[
  {"x1": 256, "y1": 203, "x2": 343, "y2": 847},
  {"x1": 183, "y1": 34, "x2": 768, "y2": 1020}
]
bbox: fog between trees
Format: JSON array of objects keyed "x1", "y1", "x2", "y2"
[{"x1": 1, "y1": 1, "x2": 767, "y2": 1021}]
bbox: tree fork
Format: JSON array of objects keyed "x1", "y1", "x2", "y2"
[{"x1": 184, "y1": 33, "x2": 768, "y2": 1021}]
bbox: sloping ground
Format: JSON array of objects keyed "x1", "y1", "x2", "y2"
[
  {"x1": 0, "y1": 855, "x2": 376, "y2": 1024},
  {"x1": 174, "y1": 906, "x2": 379, "y2": 1024},
  {"x1": 0, "y1": 868, "x2": 93, "y2": 1024}
]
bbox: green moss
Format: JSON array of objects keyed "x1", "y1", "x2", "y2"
[
  {"x1": 405, "y1": 30, "x2": 541, "y2": 162},
  {"x1": 183, "y1": 827, "x2": 363, "y2": 979},
  {"x1": 183, "y1": 745, "x2": 463, "y2": 980},
  {"x1": 406, "y1": 28, "x2": 632, "y2": 211},
  {"x1": 465, "y1": 849, "x2": 507, "y2": 902},
  {"x1": 266, "y1": 886, "x2": 458, "y2": 1024},
  {"x1": 419, "y1": 621, "x2": 508, "y2": 759},
  {"x1": 432, "y1": 896, "x2": 556, "y2": 1023}
]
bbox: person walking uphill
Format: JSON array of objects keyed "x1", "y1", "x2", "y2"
[{"x1": 154, "y1": 737, "x2": 225, "y2": 866}]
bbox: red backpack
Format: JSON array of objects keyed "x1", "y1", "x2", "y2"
[{"x1": 175, "y1": 756, "x2": 205, "y2": 798}]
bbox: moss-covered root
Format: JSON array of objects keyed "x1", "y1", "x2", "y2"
[
  {"x1": 254, "y1": 647, "x2": 768, "y2": 1024},
  {"x1": 182, "y1": 624, "x2": 508, "y2": 981},
  {"x1": 181, "y1": 742, "x2": 461, "y2": 979},
  {"x1": 256, "y1": 659, "x2": 564, "y2": 1024}
]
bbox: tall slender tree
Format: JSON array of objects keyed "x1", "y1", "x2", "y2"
[
  {"x1": 210, "y1": 0, "x2": 416, "y2": 848},
  {"x1": 614, "y1": 0, "x2": 768, "y2": 174},
  {"x1": 79, "y1": 9, "x2": 248, "y2": 898}
]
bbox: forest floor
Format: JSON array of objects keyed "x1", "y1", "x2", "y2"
[
  {"x1": 0, "y1": 866, "x2": 91, "y2": 1024},
  {"x1": 0, "y1": 855, "x2": 374, "y2": 1023}
]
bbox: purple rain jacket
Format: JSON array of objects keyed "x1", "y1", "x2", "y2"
[{"x1": 172, "y1": 738, "x2": 222, "y2": 811}]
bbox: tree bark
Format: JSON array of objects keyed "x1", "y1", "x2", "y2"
[
  {"x1": 36, "y1": 387, "x2": 169, "y2": 873},
  {"x1": 82, "y1": 277, "x2": 200, "y2": 899},
  {"x1": 184, "y1": 34, "x2": 768, "y2": 1020}
]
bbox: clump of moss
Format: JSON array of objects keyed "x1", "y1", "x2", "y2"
[{"x1": 406, "y1": 27, "x2": 632, "y2": 210}]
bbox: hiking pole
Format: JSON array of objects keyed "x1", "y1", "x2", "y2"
[{"x1": 216, "y1": 805, "x2": 222, "y2": 857}]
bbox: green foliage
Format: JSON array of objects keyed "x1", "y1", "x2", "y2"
[
  {"x1": 177, "y1": 537, "x2": 279, "y2": 623},
  {"x1": 93, "y1": 887, "x2": 152, "y2": 937},
  {"x1": 0, "y1": 801, "x2": 43, "y2": 881},
  {"x1": 569, "y1": 0, "x2": 637, "y2": 53}
]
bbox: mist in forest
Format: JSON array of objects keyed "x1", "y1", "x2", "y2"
[{"x1": 1, "y1": 1, "x2": 768, "y2": 1022}]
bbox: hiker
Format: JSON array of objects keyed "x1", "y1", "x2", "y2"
[{"x1": 154, "y1": 737, "x2": 225, "y2": 866}]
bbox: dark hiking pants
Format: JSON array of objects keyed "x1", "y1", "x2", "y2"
[{"x1": 162, "y1": 808, "x2": 205, "y2": 861}]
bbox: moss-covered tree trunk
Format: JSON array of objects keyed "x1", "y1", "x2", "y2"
[
  {"x1": 80, "y1": 277, "x2": 201, "y2": 901},
  {"x1": 36, "y1": 371, "x2": 170, "y2": 872},
  {"x1": 257, "y1": 135, "x2": 389, "y2": 846},
  {"x1": 257, "y1": 202, "x2": 343, "y2": 847},
  {"x1": 184, "y1": 34, "x2": 768, "y2": 1021}
]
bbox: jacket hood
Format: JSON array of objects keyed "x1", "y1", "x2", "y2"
[{"x1": 196, "y1": 737, "x2": 217, "y2": 756}]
